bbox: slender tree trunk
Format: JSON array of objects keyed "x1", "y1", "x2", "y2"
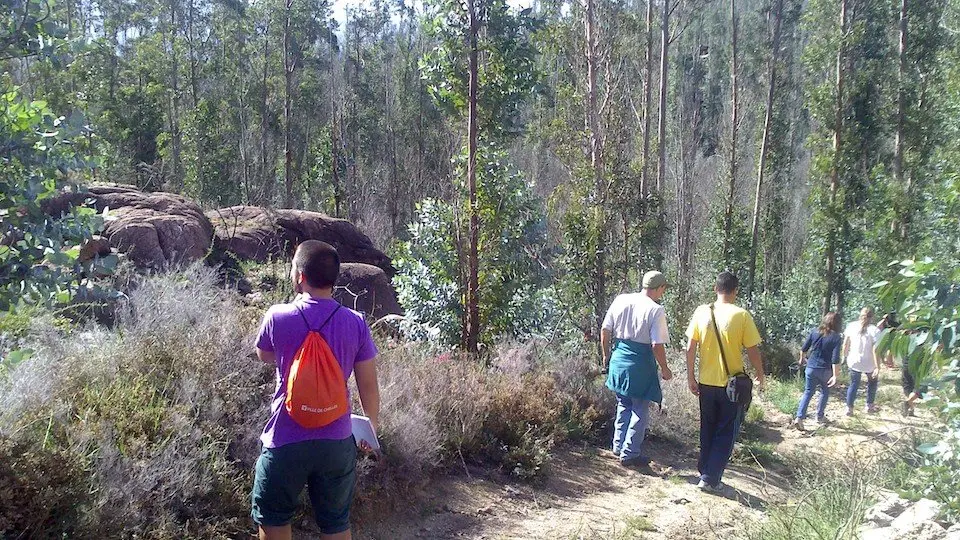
[
  {"x1": 585, "y1": 0, "x2": 605, "y2": 362},
  {"x1": 237, "y1": 17, "x2": 251, "y2": 203},
  {"x1": 283, "y1": 0, "x2": 295, "y2": 208},
  {"x1": 747, "y1": 0, "x2": 784, "y2": 300},
  {"x1": 823, "y1": 0, "x2": 847, "y2": 315},
  {"x1": 464, "y1": 0, "x2": 481, "y2": 354},
  {"x1": 169, "y1": 0, "x2": 183, "y2": 190},
  {"x1": 656, "y1": 0, "x2": 670, "y2": 194},
  {"x1": 260, "y1": 19, "x2": 272, "y2": 204},
  {"x1": 640, "y1": 0, "x2": 654, "y2": 197},
  {"x1": 332, "y1": 115, "x2": 342, "y2": 217},
  {"x1": 893, "y1": 0, "x2": 908, "y2": 239},
  {"x1": 187, "y1": 0, "x2": 199, "y2": 106},
  {"x1": 722, "y1": 0, "x2": 739, "y2": 262}
]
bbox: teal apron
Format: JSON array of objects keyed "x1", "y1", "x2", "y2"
[{"x1": 605, "y1": 339, "x2": 663, "y2": 404}]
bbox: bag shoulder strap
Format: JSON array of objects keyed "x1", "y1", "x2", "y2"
[
  {"x1": 296, "y1": 303, "x2": 343, "y2": 334},
  {"x1": 708, "y1": 303, "x2": 734, "y2": 377}
]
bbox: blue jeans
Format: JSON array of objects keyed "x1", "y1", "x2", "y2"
[
  {"x1": 846, "y1": 369, "x2": 878, "y2": 409},
  {"x1": 698, "y1": 384, "x2": 744, "y2": 487},
  {"x1": 612, "y1": 394, "x2": 652, "y2": 461},
  {"x1": 796, "y1": 367, "x2": 832, "y2": 420}
]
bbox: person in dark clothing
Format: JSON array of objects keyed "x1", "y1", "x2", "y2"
[
  {"x1": 792, "y1": 312, "x2": 843, "y2": 430},
  {"x1": 879, "y1": 312, "x2": 924, "y2": 416}
]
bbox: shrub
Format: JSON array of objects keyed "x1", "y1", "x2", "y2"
[
  {"x1": 0, "y1": 265, "x2": 267, "y2": 537},
  {"x1": 0, "y1": 267, "x2": 613, "y2": 536},
  {"x1": 649, "y1": 355, "x2": 701, "y2": 443},
  {"x1": 392, "y1": 144, "x2": 560, "y2": 348},
  {"x1": 365, "y1": 339, "x2": 611, "y2": 482}
]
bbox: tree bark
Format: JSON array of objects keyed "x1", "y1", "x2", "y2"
[
  {"x1": 747, "y1": 0, "x2": 784, "y2": 300},
  {"x1": 283, "y1": 0, "x2": 295, "y2": 208},
  {"x1": 168, "y1": 0, "x2": 183, "y2": 190},
  {"x1": 722, "y1": 0, "x2": 739, "y2": 263},
  {"x1": 640, "y1": 0, "x2": 655, "y2": 197},
  {"x1": 893, "y1": 0, "x2": 908, "y2": 239},
  {"x1": 464, "y1": 0, "x2": 481, "y2": 354},
  {"x1": 823, "y1": 0, "x2": 847, "y2": 315},
  {"x1": 656, "y1": 0, "x2": 670, "y2": 194},
  {"x1": 585, "y1": 0, "x2": 606, "y2": 362},
  {"x1": 260, "y1": 18, "x2": 272, "y2": 204}
]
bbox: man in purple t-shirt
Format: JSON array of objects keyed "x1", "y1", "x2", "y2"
[{"x1": 252, "y1": 240, "x2": 380, "y2": 540}]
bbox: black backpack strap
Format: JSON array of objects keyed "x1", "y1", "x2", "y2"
[
  {"x1": 317, "y1": 304, "x2": 342, "y2": 332},
  {"x1": 709, "y1": 303, "x2": 735, "y2": 377},
  {"x1": 296, "y1": 303, "x2": 342, "y2": 332}
]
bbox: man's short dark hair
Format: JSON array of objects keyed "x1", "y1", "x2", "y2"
[
  {"x1": 716, "y1": 271, "x2": 739, "y2": 294},
  {"x1": 293, "y1": 240, "x2": 340, "y2": 289}
]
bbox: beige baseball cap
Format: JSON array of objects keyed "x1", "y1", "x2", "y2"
[{"x1": 642, "y1": 270, "x2": 668, "y2": 289}]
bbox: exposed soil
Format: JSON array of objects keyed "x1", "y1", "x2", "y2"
[{"x1": 296, "y1": 369, "x2": 931, "y2": 540}]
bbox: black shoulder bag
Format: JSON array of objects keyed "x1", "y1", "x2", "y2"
[{"x1": 709, "y1": 303, "x2": 754, "y2": 411}]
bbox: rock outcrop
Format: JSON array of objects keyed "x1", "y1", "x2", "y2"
[
  {"x1": 861, "y1": 492, "x2": 950, "y2": 540},
  {"x1": 47, "y1": 184, "x2": 401, "y2": 318},
  {"x1": 335, "y1": 263, "x2": 402, "y2": 319},
  {"x1": 49, "y1": 184, "x2": 213, "y2": 269},
  {"x1": 206, "y1": 206, "x2": 394, "y2": 275}
]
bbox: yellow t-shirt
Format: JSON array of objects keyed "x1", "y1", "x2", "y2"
[{"x1": 685, "y1": 302, "x2": 762, "y2": 387}]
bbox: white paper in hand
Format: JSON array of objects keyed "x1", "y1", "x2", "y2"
[{"x1": 351, "y1": 414, "x2": 380, "y2": 451}]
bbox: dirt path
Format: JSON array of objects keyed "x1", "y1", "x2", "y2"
[{"x1": 349, "y1": 371, "x2": 928, "y2": 540}]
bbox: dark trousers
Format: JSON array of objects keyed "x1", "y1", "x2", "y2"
[{"x1": 698, "y1": 383, "x2": 744, "y2": 486}]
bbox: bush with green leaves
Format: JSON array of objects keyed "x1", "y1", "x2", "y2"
[
  {"x1": 393, "y1": 144, "x2": 560, "y2": 347},
  {"x1": 875, "y1": 257, "x2": 960, "y2": 520},
  {"x1": 0, "y1": 91, "x2": 115, "y2": 312}
]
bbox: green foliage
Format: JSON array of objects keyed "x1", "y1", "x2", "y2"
[
  {"x1": 421, "y1": 0, "x2": 541, "y2": 136},
  {"x1": 393, "y1": 144, "x2": 558, "y2": 346},
  {"x1": 0, "y1": 90, "x2": 115, "y2": 311},
  {"x1": 393, "y1": 198, "x2": 462, "y2": 343},
  {"x1": 874, "y1": 257, "x2": 960, "y2": 520},
  {"x1": 765, "y1": 375, "x2": 804, "y2": 416}
]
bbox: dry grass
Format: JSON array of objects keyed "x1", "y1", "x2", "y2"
[
  {"x1": 0, "y1": 265, "x2": 268, "y2": 538},
  {"x1": 1, "y1": 268, "x2": 612, "y2": 537}
]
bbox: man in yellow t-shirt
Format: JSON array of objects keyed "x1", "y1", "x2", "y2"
[{"x1": 685, "y1": 271, "x2": 765, "y2": 493}]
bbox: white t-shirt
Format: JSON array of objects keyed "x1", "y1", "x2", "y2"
[
  {"x1": 844, "y1": 321, "x2": 880, "y2": 373},
  {"x1": 601, "y1": 293, "x2": 669, "y2": 344}
]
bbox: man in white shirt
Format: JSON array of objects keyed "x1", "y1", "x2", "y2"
[{"x1": 601, "y1": 271, "x2": 674, "y2": 466}]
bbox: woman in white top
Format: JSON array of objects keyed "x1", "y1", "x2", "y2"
[{"x1": 843, "y1": 307, "x2": 881, "y2": 416}]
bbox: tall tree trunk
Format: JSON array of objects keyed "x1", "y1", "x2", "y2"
[
  {"x1": 656, "y1": 0, "x2": 670, "y2": 194},
  {"x1": 585, "y1": 0, "x2": 605, "y2": 362},
  {"x1": 464, "y1": 0, "x2": 480, "y2": 354},
  {"x1": 237, "y1": 16, "x2": 251, "y2": 203},
  {"x1": 260, "y1": 19, "x2": 272, "y2": 204},
  {"x1": 893, "y1": 0, "x2": 908, "y2": 239},
  {"x1": 333, "y1": 115, "x2": 342, "y2": 217},
  {"x1": 722, "y1": 0, "x2": 739, "y2": 263},
  {"x1": 640, "y1": 0, "x2": 654, "y2": 197},
  {"x1": 747, "y1": 0, "x2": 785, "y2": 300},
  {"x1": 168, "y1": 0, "x2": 183, "y2": 190},
  {"x1": 283, "y1": 0, "x2": 295, "y2": 208},
  {"x1": 823, "y1": 0, "x2": 847, "y2": 315}
]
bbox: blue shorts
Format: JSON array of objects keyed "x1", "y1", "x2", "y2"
[{"x1": 251, "y1": 437, "x2": 357, "y2": 534}]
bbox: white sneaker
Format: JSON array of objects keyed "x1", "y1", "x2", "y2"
[
  {"x1": 845, "y1": 407, "x2": 854, "y2": 417},
  {"x1": 792, "y1": 418, "x2": 805, "y2": 431}
]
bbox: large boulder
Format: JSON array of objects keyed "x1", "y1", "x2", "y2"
[
  {"x1": 48, "y1": 184, "x2": 213, "y2": 269},
  {"x1": 207, "y1": 206, "x2": 393, "y2": 274},
  {"x1": 334, "y1": 263, "x2": 402, "y2": 319}
]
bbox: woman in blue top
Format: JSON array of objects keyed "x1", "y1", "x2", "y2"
[{"x1": 792, "y1": 312, "x2": 843, "y2": 430}]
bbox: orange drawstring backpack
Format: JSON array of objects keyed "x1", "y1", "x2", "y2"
[{"x1": 285, "y1": 304, "x2": 348, "y2": 428}]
